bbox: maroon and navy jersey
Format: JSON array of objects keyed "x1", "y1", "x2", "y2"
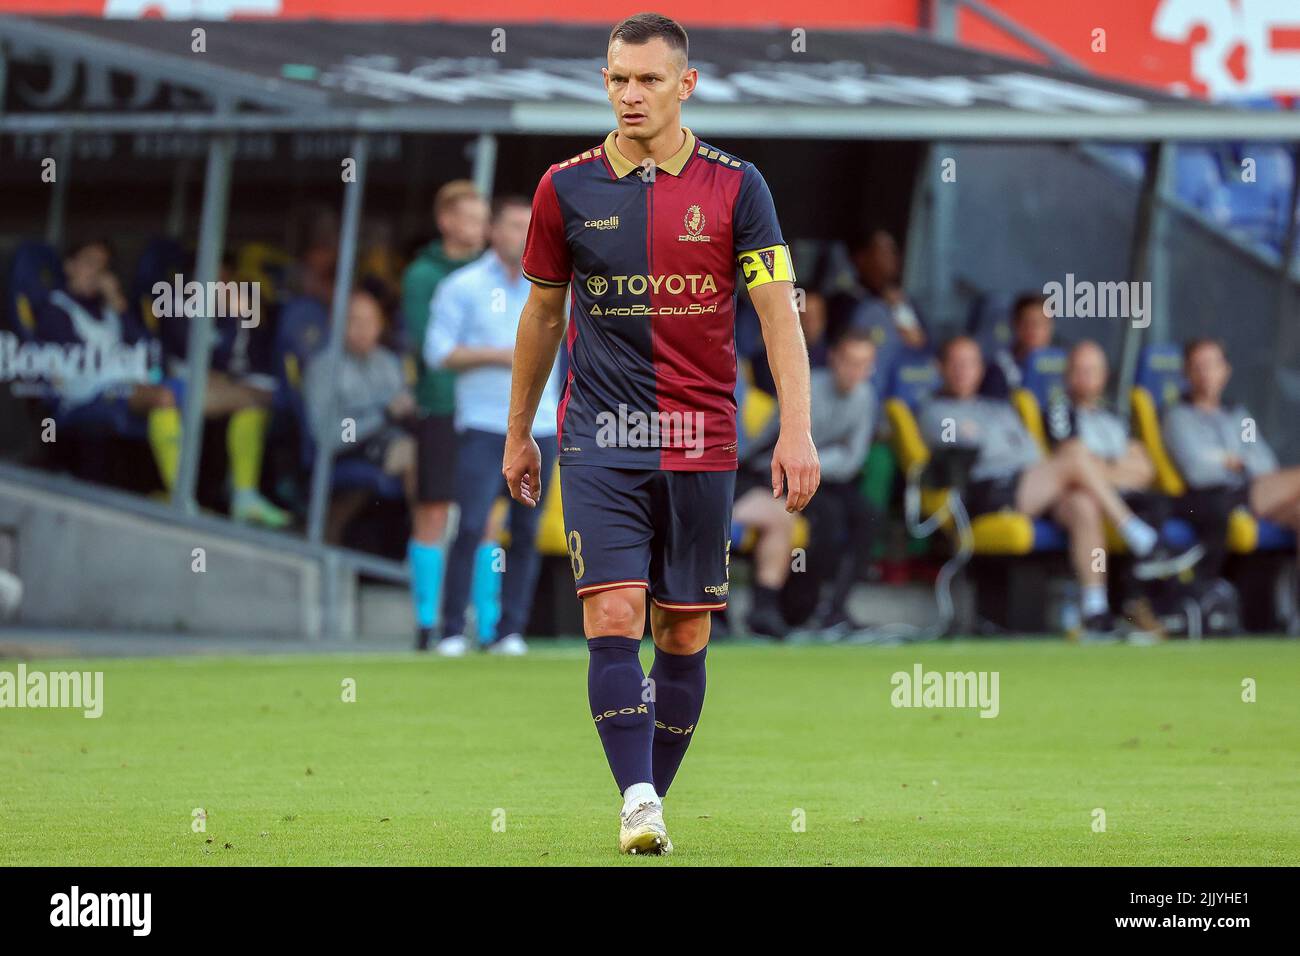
[{"x1": 522, "y1": 127, "x2": 793, "y2": 471}]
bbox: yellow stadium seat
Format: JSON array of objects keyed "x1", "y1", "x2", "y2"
[
  {"x1": 885, "y1": 397, "x2": 1041, "y2": 556},
  {"x1": 1010, "y1": 388, "x2": 1049, "y2": 455}
]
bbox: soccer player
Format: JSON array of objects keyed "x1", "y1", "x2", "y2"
[{"x1": 502, "y1": 13, "x2": 819, "y2": 855}]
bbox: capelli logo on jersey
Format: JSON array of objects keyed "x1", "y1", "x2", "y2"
[
  {"x1": 584, "y1": 215, "x2": 620, "y2": 230},
  {"x1": 584, "y1": 274, "x2": 718, "y2": 297},
  {"x1": 678, "y1": 204, "x2": 711, "y2": 242}
]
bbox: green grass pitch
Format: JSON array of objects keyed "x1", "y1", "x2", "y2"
[{"x1": 1, "y1": 639, "x2": 1297, "y2": 865}]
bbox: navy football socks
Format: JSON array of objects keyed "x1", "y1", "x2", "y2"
[
  {"x1": 587, "y1": 636, "x2": 655, "y2": 794},
  {"x1": 648, "y1": 643, "x2": 707, "y2": 796}
]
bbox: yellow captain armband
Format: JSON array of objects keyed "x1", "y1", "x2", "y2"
[{"x1": 737, "y1": 244, "x2": 795, "y2": 291}]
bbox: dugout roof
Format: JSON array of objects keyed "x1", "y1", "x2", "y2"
[{"x1": 2, "y1": 15, "x2": 1299, "y2": 140}]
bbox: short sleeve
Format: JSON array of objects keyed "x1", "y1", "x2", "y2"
[
  {"x1": 522, "y1": 169, "x2": 572, "y2": 288},
  {"x1": 733, "y1": 164, "x2": 794, "y2": 291}
]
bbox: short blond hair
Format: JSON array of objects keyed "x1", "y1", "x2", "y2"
[{"x1": 434, "y1": 180, "x2": 481, "y2": 221}]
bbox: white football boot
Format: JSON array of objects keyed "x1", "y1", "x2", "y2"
[{"x1": 619, "y1": 801, "x2": 672, "y2": 856}]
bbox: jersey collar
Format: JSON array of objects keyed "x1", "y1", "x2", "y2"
[{"x1": 603, "y1": 127, "x2": 696, "y2": 179}]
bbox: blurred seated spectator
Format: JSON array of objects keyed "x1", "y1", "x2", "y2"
[
  {"x1": 919, "y1": 337, "x2": 1200, "y2": 638},
  {"x1": 1054, "y1": 341, "x2": 1156, "y2": 493},
  {"x1": 302, "y1": 280, "x2": 418, "y2": 543},
  {"x1": 35, "y1": 238, "x2": 182, "y2": 492},
  {"x1": 846, "y1": 228, "x2": 926, "y2": 340},
  {"x1": 1163, "y1": 337, "x2": 1300, "y2": 577},
  {"x1": 288, "y1": 205, "x2": 339, "y2": 308},
  {"x1": 38, "y1": 239, "x2": 290, "y2": 527},
  {"x1": 737, "y1": 329, "x2": 878, "y2": 639},
  {"x1": 980, "y1": 292, "x2": 1054, "y2": 398},
  {"x1": 799, "y1": 328, "x2": 879, "y2": 636},
  {"x1": 153, "y1": 257, "x2": 289, "y2": 527}
]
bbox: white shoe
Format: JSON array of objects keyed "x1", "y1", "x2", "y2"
[
  {"x1": 487, "y1": 633, "x2": 528, "y2": 656},
  {"x1": 435, "y1": 635, "x2": 470, "y2": 657},
  {"x1": 618, "y1": 801, "x2": 672, "y2": 856}
]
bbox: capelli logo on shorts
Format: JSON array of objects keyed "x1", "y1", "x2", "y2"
[
  {"x1": 593, "y1": 704, "x2": 649, "y2": 722},
  {"x1": 704, "y1": 583, "x2": 729, "y2": 597}
]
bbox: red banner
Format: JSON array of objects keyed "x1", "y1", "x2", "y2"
[
  {"x1": 3, "y1": 0, "x2": 1297, "y2": 99},
  {"x1": 965, "y1": 0, "x2": 1300, "y2": 100},
  {"x1": 0, "y1": 1, "x2": 915, "y2": 28}
]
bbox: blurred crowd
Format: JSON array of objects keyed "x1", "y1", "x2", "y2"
[{"x1": 3, "y1": 181, "x2": 1297, "y2": 645}]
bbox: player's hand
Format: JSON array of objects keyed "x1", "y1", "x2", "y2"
[
  {"x1": 503, "y1": 431, "x2": 543, "y2": 507},
  {"x1": 771, "y1": 429, "x2": 820, "y2": 513}
]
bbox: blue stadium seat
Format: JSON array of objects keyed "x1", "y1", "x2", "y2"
[
  {"x1": 1098, "y1": 145, "x2": 1147, "y2": 180},
  {"x1": 273, "y1": 295, "x2": 330, "y2": 390},
  {"x1": 1224, "y1": 145, "x2": 1294, "y2": 251},
  {"x1": 885, "y1": 346, "x2": 939, "y2": 410},
  {"x1": 6, "y1": 241, "x2": 64, "y2": 342},
  {"x1": 965, "y1": 290, "x2": 1015, "y2": 362},
  {"x1": 1017, "y1": 346, "x2": 1068, "y2": 410},
  {"x1": 1174, "y1": 147, "x2": 1232, "y2": 226},
  {"x1": 1134, "y1": 342, "x2": 1186, "y2": 413},
  {"x1": 131, "y1": 237, "x2": 191, "y2": 342}
]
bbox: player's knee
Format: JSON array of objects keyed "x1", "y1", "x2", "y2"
[
  {"x1": 585, "y1": 592, "x2": 643, "y2": 637},
  {"x1": 655, "y1": 625, "x2": 706, "y2": 656}
]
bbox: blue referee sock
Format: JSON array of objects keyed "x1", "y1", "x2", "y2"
[
  {"x1": 648, "y1": 644, "x2": 707, "y2": 796},
  {"x1": 408, "y1": 541, "x2": 444, "y2": 630},
  {"x1": 587, "y1": 636, "x2": 655, "y2": 795},
  {"x1": 470, "y1": 542, "x2": 502, "y2": 644}
]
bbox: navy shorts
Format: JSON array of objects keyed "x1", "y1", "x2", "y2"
[{"x1": 559, "y1": 465, "x2": 736, "y2": 612}]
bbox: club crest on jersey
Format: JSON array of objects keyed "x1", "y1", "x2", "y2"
[{"x1": 678, "y1": 204, "x2": 711, "y2": 242}]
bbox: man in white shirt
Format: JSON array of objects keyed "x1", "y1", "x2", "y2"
[{"x1": 424, "y1": 196, "x2": 562, "y2": 656}]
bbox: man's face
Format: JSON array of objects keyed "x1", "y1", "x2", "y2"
[
  {"x1": 942, "y1": 339, "x2": 984, "y2": 398},
  {"x1": 855, "y1": 232, "x2": 899, "y2": 289},
  {"x1": 1185, "y1": 343, "x2": 1231, "y2": 401},
  {"x1": 344, "y1": 293, "x2": 384, "y2": 356},
  {"x1": 603, "y1": 37, "x2": 694, "y2": 144},
  {"x1": 490, "y1": 206, "x2": 532, "y2": 267},
  {"x1": 829, "y1": 339, "x2": 876, "y2": 394},
  {"x1": 1066, "y1": 343, "x2": 1108, "y2": 405},
  {"x1": 437, "y1": 196, "x2": 489, "y2": 252},
  {"x1": 64, "y1": 244, "x2": 110, "y2": 298},
  {"x1": 1014, "y1": 302, "x2": 1054, "y2": 355}
]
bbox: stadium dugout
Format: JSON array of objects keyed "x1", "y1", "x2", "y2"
[{"x1": 0, "y1": 13, "x2": 1297, "y2": 638}]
